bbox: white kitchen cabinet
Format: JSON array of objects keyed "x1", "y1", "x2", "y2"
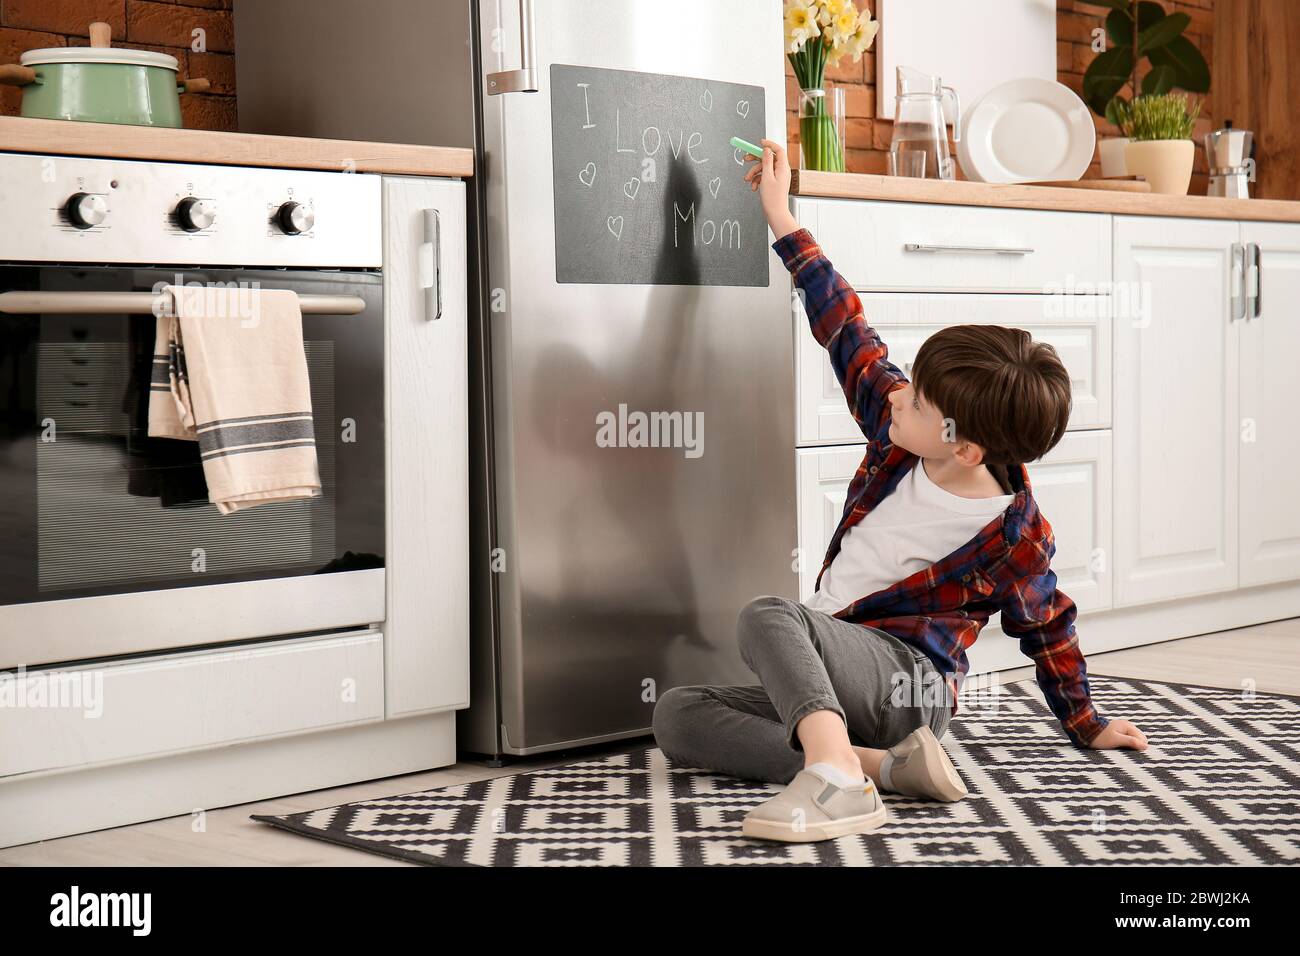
[
  {"x1": 795, "y1": 196, "x2": 1111, "y2": 293},
  {"x1": 791, "y1": 196, "x2": 1116, "y2": 616},
  {"x1": 1113, "y1": 218, "x2": 1241, "y2": 607},
  {"x1": 383, "y1": 176, "x2": 470, "y2": 718},
  {"x1": 794, "y1": 292, "x2": 1111, "y2": 445},
  {"x1": 1239, "y1": 222, "x2": 1300, "y2": 586},
  {"x1": 785, "y1": 187, "x2": 1300, "y2": 686}
]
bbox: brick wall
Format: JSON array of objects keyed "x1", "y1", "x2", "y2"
[
  {"x1": 2, "y1": 1, "x2": 1214, "y2": 193},
  {"x1": 0, "y1": 0, "x2": 236, "y2": 130},
  {"x1": 786, "y1": 0, "x2": 1216, "y2": 193}
]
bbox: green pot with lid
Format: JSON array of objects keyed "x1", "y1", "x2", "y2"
[{"x1": 0, "y1": 21, "x2": 209, "y2": 128}]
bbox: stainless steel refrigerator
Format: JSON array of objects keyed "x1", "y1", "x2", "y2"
[{"x1": 236, "y1": 0, "x2": 797, "y2": 757}]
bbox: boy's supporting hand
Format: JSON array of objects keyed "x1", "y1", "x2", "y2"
[
  {"x1": 743, "y1": 138, "x2": 801, "y2": 241},
  {"x1": 1086, "y1": 718, "x2": 1149, "y2": 751}
]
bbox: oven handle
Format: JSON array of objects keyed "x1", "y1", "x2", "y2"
[{"x1": 0, "y1": 291, "x2": 367, "y2": 315}]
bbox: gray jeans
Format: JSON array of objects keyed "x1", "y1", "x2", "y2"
[{"x1": 652, "y1": 595, "x2": 953, "y2": 784}]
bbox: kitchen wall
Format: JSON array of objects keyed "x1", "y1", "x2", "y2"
[
  {"x1": 1, "y1": 1, "x2": 1215, "y2": 191},
  {"x1": 0, "y1": 0, "x2": 236, "y2": 130},
  {"x1": 785, "y1": 0, "x2": 1217, "y2": 192}
]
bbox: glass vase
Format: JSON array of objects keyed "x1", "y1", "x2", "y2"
[{"x1": 798, "y1": 86, "x2": 846, "y2": 173}]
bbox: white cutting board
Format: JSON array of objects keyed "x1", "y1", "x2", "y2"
[{"x1": 876, "y1": 0, "x2": 1057, "y2": 127}]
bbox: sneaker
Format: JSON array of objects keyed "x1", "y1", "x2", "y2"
[
  {"x1": 742, "y1": 766, "x2": 888, "y2": 842},
  {"x1": 881, "y1": 724, "x2": 967, "y2": 802}
]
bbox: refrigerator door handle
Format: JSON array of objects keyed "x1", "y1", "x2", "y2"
[
  {"x1": 421, "y1": 208, "x2": 442, "y2": 321},
  {"x1": 486, "y1": 0, "x2": 538, "y2": 95}
]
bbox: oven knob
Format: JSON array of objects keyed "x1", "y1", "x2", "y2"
[
  {"x1": 65, "y1": 192, "x2": 108, "y2": 229},
  {"x1": 174, "y1": 197, "x2": 216, "y2": 232},
  {"x1": 276, "y1": 201, "x2": 315, "y2": 235}
]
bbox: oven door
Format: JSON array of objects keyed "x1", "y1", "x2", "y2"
[{"x1": 0, "y1": 265, "x2": 385, "y2": 668}]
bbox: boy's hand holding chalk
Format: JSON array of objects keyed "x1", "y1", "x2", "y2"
[{"x1": 739, "y1": 137, "x2": 799, "y2": 242}]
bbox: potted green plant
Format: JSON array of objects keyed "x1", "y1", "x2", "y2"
[
  {"x1": 1078, "y1": 0, "x2": 1210, "y2": 177},
  {"x1": 1120, "y1": 92, "x2": 1201, "y2": 194},
  {"x1": 1099, "y1": 97, "x2": 1133, "y2": 178}
]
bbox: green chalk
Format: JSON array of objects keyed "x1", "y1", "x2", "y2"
[{"x1": 730, "y1": 136, "x2": 764, "y2": 158}]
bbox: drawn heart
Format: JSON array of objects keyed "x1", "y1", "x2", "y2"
[
  {"x1": 607, "y1": 215, "x2": 624, "y2": 240},
  {"x1": 708, "y1": 177, "x2": 721, "y2": 199},
  {"x1": 699, "y1": 88, "x2": 713, "y2": 112},
  {"x1": 736, "y1": 100, "x2": 750, "y2": 119},
  {"x1": 624, "y1": 177, "x2": 640, "y2": 200},
  {"x1": 578, "y1": 162, "x2": 596, "y2": 187}
]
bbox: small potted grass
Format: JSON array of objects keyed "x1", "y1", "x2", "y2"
[{"x1": 1120, "y1": 92, "x2": 1201, "y2": 195}]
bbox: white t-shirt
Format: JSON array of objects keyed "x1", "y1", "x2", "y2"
[{"x1": 803, "y1": 459, "x2": 1015, "y2": 615}]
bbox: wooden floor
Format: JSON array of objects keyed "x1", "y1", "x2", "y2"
[{"x1": 3, "y1": 617, "x2": 1297, "y2": 866}]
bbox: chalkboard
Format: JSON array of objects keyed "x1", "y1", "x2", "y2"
[{"x1": 550, "y1": 64, "x2": 769, "y2": 287}]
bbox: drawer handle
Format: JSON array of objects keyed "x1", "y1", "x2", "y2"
[{"x1": 903, "y1": 243, "x2": 1034, "y2": 256}]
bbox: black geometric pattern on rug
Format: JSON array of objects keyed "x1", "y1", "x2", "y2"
[{"x1": 251, "y1": 677, "x2": 1300, "y2": 867}]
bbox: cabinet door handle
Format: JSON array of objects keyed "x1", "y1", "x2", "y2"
[
  {"x1": 421, "y1": 209, "x2": 442, "y2": 321},
  {"x1": 1246, "y1": 242, "x2": 1261, "y2": 319},
  {"x1": 486, "y1": 0, "x2": 538, "y2": 95},
  {"x1": 1230, "y1": 242, "x2": 1245, "y2": 322},
  {"x1": 903, "y1": 243, "x2": 1033, "y2": 256}
]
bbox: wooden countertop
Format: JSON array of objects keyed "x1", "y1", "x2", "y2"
[
  {"x1": 790, "y1": 170, "x2": 1300, "y2": 223},
  {"x1": 0, "y1": 116, "x2": 473, "y2": 178}
]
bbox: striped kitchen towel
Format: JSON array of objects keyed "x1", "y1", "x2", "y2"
[{"x1": 147, "y1": 284, "x2": 321, "y2": 514}]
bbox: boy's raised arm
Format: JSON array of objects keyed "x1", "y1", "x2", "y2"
[
  {"x1": 773, "y1": 228, "x2": 908, "y2": 440},
  {"x1": 745, "y1": 138, "x2": 907, "y2": 440}
]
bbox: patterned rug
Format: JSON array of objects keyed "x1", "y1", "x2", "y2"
[{"x1": 251, "y1": 676, "x2": 1300, "y2": 866}]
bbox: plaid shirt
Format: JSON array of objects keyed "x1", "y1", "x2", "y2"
[{"x1": 774, "y1": 227, "x2": 1111, "y2": 749}]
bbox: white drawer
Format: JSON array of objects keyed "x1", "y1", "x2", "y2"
[
  {"x1": 0, "y1": 630, "x2": 385, "y2": 777},
  {"x1": 796, "y1": 293, "x2": 1112, "y2": 445},
  {"x1": 793, "y1": 197, "x2": 1110, "y2": 292}
]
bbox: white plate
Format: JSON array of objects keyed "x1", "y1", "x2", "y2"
[{"x1": 957, "y1": 78, "x2": 1096, "y2": 184}]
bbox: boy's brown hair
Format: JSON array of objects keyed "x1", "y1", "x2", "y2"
[{"x1": 910, "y1": 325, "x2": 1072, "y2": 472}]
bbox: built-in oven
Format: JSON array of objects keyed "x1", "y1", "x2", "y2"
[{"x1": 0, "y1": 152, "x2": 386, "y2": 668}]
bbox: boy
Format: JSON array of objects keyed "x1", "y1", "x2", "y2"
[{"x1": 652, "y1": 139, "x2": 1148, "y2": 844}]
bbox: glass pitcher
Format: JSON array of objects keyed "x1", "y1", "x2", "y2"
[{"x1": 889, "y1": 66, "x2": 961, "y2": 180}]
